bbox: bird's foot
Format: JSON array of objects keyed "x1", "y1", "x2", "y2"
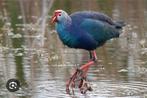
[
  {"x1": 79, "y1": 78, "x2": 93, "y2": 94},
  {"x1": 66, "y1": 69, "x2": 92, "y2": 95},
  {"x1": 66, "y1": 68, "x2": 83, "y2": 95}
]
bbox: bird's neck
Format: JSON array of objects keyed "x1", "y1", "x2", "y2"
[
  {"x1": 55, "y1": 17, "x2": 73, "y2": 46},
  {"x1": 58, "y1": 16, "x2": 72, "y2": 28},
  {"x1": 56, "y1": 21, "x2": 71, "y2": 39},
  {"x1": 55, "y1": 16, "x2": 72, "y2": 36}
]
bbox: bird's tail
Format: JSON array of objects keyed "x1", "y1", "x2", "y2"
[{"x1": 114, "y1": 20, "x2": 126, "y2": 29}]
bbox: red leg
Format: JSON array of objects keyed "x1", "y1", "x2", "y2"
[
  {"x1": 79, "y1": 51, "x2": 97, "y2": 77},
  {"x1": 66, "y1": 50, "x2": 97, "y2": 94},
  {"x1": 92, "y1": 51, "x2": 97, "y2": 60},
  {"x1": 80, "y1": 60, "x2": 94, "y2": 77}
]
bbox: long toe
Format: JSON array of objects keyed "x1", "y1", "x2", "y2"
[
  {"x1": 66, "y1": 84, "x2": 70, "y2": 94},
  {"x1": 81, "y1": 90, "x2": 87, "y2": 94},
  {"x1": 87, "y1": 86, "x2": 93, "y2": 91},
  {"x1": 66, "y1": 88, "x2": 70, "y2": 94},
  {"x1": 80, "y1": 87, "x2": 87, "y2": 94},
  {"x1": 78, "y1": 79, "x2": 83, "y2": 88}
]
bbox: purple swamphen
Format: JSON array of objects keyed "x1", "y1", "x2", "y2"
[{"x1": 51, "y1": 9, "x2": 125, "y2": 94}]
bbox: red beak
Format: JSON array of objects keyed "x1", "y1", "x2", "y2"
[{"x1": 51, "y1": 14, "x2": 57, "y2": 24}]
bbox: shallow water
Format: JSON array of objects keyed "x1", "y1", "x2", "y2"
[{"x1": 0, "y1": 0, "x2": 147, "y2": 98}]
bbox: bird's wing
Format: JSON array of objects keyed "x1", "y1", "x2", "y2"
[
  {"x1": 70, "y1": 11, "x2": 114, "y2": 25},
  {"x1": 79, "y1": 18, "x2": 120, "y2": 43}
]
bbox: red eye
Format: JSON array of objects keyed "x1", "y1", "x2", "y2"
[{"x1": 58, "y1": 13, "x2": 61, "y2": 16}]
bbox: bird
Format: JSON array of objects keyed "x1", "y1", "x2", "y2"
[{"x1": 51, "y1": 9, "x2": 125, "y2": 95}]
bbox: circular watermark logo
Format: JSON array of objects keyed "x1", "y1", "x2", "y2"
[{"x1": 6, "y1": 79, "x2": 20, "y2": 92}]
